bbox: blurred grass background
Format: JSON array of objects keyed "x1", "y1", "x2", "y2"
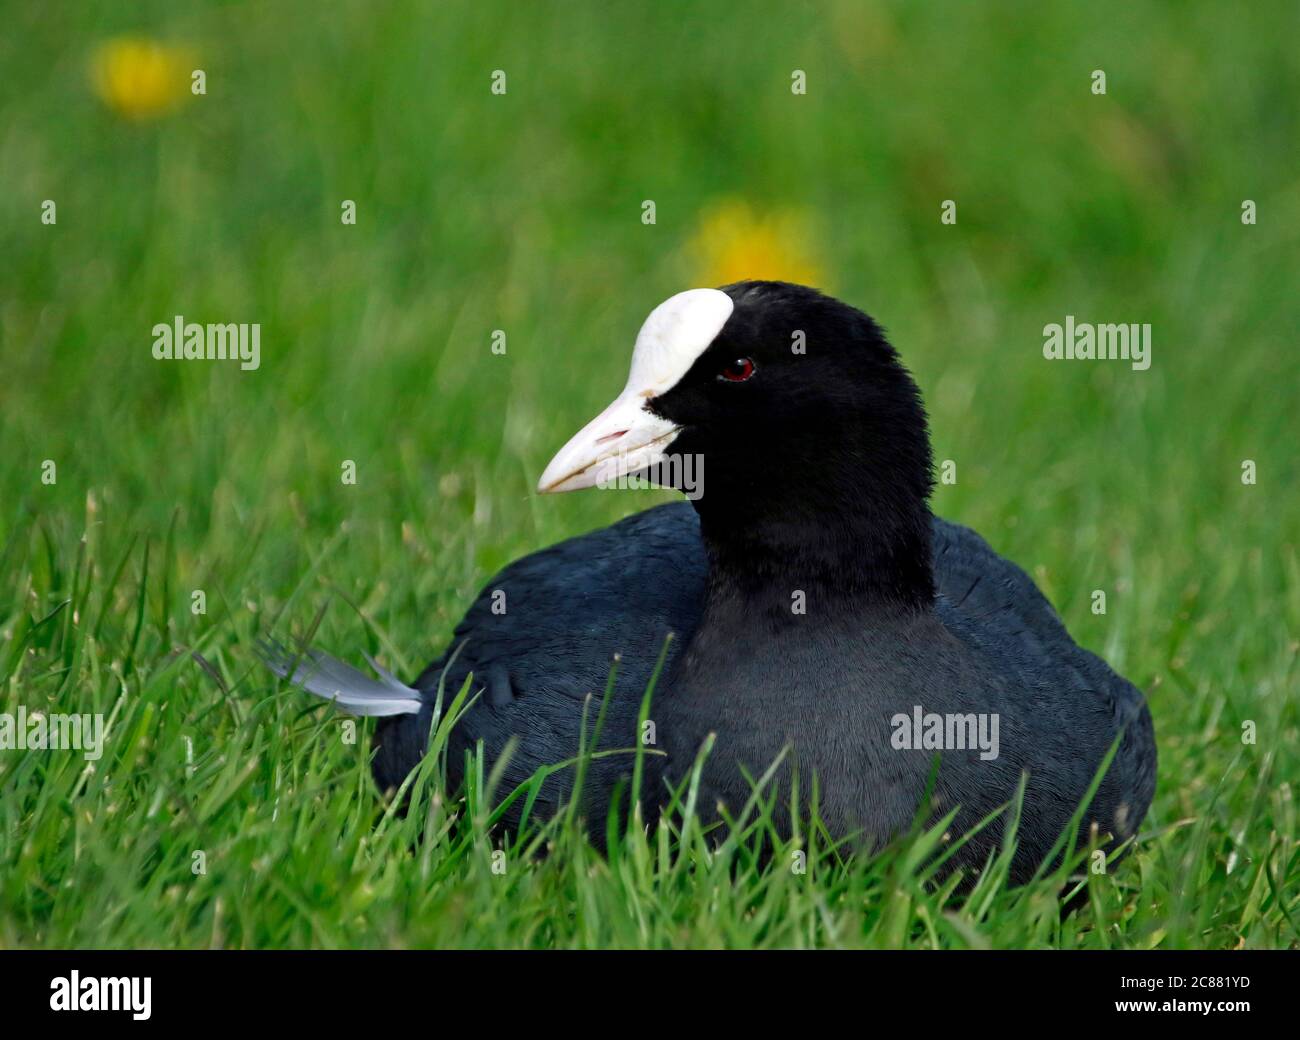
[{"x1": 0, "y1": 0, "x2": 1297, "y2": 947}]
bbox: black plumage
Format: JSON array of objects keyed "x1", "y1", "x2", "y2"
[{"x1": 269, "y1": 281, "x2": 1156, "y2": 882}]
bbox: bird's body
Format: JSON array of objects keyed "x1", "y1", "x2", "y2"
[
  {"x1": 372, "y1": 501, "x2": 1153, "y2": 879},
  {"x1": 267, "y1": 281, "x2": 1156, "y2": 881}
]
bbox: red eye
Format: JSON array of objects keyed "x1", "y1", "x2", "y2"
[{"x1": 718, "y1": 357, "x2": 756, "y2": 382}]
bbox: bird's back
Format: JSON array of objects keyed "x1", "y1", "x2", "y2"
[
  {"x1": 929, "y1": 519, "x2": 1156, "y2": 875},
  {"x1": 373, "y1": 502, "x2": 706, "y2": 819}
]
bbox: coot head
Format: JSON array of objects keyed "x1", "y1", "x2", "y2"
[{"x1": 539, "y1": 281, "x2": 936, "y2": 605}]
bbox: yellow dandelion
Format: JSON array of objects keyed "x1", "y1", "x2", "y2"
[
  {"x1": 689, "y1": 199, "x2": 823, "y2": 288},
  {"x1": 90, "y1": 37, "x2": 192, "y2": 120}
]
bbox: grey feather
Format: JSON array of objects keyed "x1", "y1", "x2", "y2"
[{"x1": 257, "y1": 638, "x2": 421, "y2": 717}]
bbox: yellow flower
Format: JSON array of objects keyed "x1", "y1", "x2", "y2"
[
  {"x1": 689, "y1": 199, "x2": 823, "y2": 288},
  {"x1": 91, "y1": 37, "x2": 192, "y2": 120}
]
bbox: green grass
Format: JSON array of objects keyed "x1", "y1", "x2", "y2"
[{"x1": 1, "y1": 0, "x2": 1297, "y2": 948}]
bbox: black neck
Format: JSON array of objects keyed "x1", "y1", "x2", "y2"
[{"x1": 691, "y1": 473, "x2": 936, "y2": 618}]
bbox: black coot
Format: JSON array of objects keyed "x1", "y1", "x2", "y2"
[{"x1": 265, "y1": 281, "x2": 1156, "y2": 880}]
